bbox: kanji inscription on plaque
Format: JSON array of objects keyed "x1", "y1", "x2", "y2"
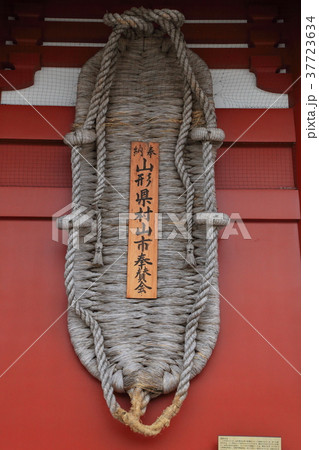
[{"x1": 126, "y1": 142, "x2": 159, "y2": 299}]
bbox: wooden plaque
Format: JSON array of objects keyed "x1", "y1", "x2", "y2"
[
  {"x1": 126, "y1": 142, "x2": 159, "y2": 299},
  {"x1": 218, "y1": 436, "x2": 281, "y2": 450}
]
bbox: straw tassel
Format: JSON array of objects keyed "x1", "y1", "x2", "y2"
[{"x1": 93, "y1": 241, "x2": 104, "y2": 267}]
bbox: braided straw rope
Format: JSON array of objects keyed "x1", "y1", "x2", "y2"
[{"x1": 62, "y1": 7, "x2": 228, "y2": 436}]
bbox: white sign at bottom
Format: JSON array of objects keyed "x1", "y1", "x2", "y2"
[{"x1": 218, "y1": 436, "x2": 281, "y2": 450}]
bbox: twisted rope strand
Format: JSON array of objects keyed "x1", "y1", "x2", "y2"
[{"x1": 173, "y1": 79, "x2": 196, "y2": 265}]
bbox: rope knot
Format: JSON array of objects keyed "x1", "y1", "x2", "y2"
[
  {"x1": 64, "y1": 129, "x2": 96, "y2": 147},
  {"x1": 103, "y1": 12, "x2": 154, "y2": 37},
  {"x1": 103, "y1": 8, "x2": 185, "y2": 38},
  {"x1": 147, "y1": 8, "x2": 185, "y2": 28},
  {"x1": 190, "y1": 127, "x2": 225, "y2": 143}
]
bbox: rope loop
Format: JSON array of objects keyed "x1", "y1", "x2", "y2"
[
  {"x1": 64, "y1": 129, "x2": 96, "y2": 147},
  {"x1": 190, "y1": 127, "x2": 225, "y2": 143},
  {"x1": 114, "y1": 388, "x2": 182, "y2": 436}
]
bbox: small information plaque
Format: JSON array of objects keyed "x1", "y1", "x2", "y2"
[
  {"x1": 218, "y1": 436, "x2": 281, "y2": 450},
  {"x1": 127, "y1": 141, "x2": 159, "y2": 299}
]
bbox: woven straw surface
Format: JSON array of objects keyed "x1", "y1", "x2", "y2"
[{"x1": 69, "y1": 37, "x2": 219, "y2": 392}]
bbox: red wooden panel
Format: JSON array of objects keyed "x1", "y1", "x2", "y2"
[
  {"x1": 250, "y1": 55, "x2": 283, "y2": 73},
  {"x1": 11, "y1": 0, "x2": 250, "y2": 20},
  {"x1": 256, "y1": 73, "x2": 293, "y2": 94},
  {"x1": 10, "y1": 25, "x2": 42, "y2": 45},
  {"x1": 0, "y1": 51, "x2": 41, "y2": 91},
  {"x1": 0, "y1": 68, "x2": 36, "y2": 90},
  {"x1": 216, "y1": 145, "x2": 295, "y2": 189},
  {"x1": 248, "y1": 4, "x2": 279, "y2": 21},
  {"x1": 0, "y1": 106, "x2": 297, "y2": 143},
  {"x1": 9, "y1": 52, "x2": 40, "y2": 70},
  {"x1": 0, "y1": 6, "x2": 7, "y2": 46},
  {"x1": 6, "y1": 22, "x2": 286, "y2": 45},
  {"x1": 217, "y1": 109, "x2": 296, "y2": 143},
  {"x1": 0, "y1": 105, "x2": 73, "y2": 140},
  {"x1": 0, "y1": 52, "x2": 40, "y2": 92},
  {"x1": 218, "y1": 189, "x2": 300, "y2": 220},
  {"x1": 0, "y1": 219, "x2": 300, "y2": 449},
  {"x1": 0, "y1": 144, "x2": 71, "y2": 187},
  {"x1": 249, "y1": 54, "x2": 294, "y2": 95},
  {"x1": 250, "y1": 27, "x2": 281, "y2": 47},
  {"x1": 0, "y1": 143, "x2": 295, "y2": 190},
  {"x1": 12, "y1": 2, "x2": 44, "y2": 20},
  {"x1": 0, "y1": 45, "x2": 291, "y2": 70},
  {"x1": 0, "y1": 187, "x2": 72, "y2": 218},
  {"x1": 0, "y1": 187, "x2": 300, "y2": 220}
]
